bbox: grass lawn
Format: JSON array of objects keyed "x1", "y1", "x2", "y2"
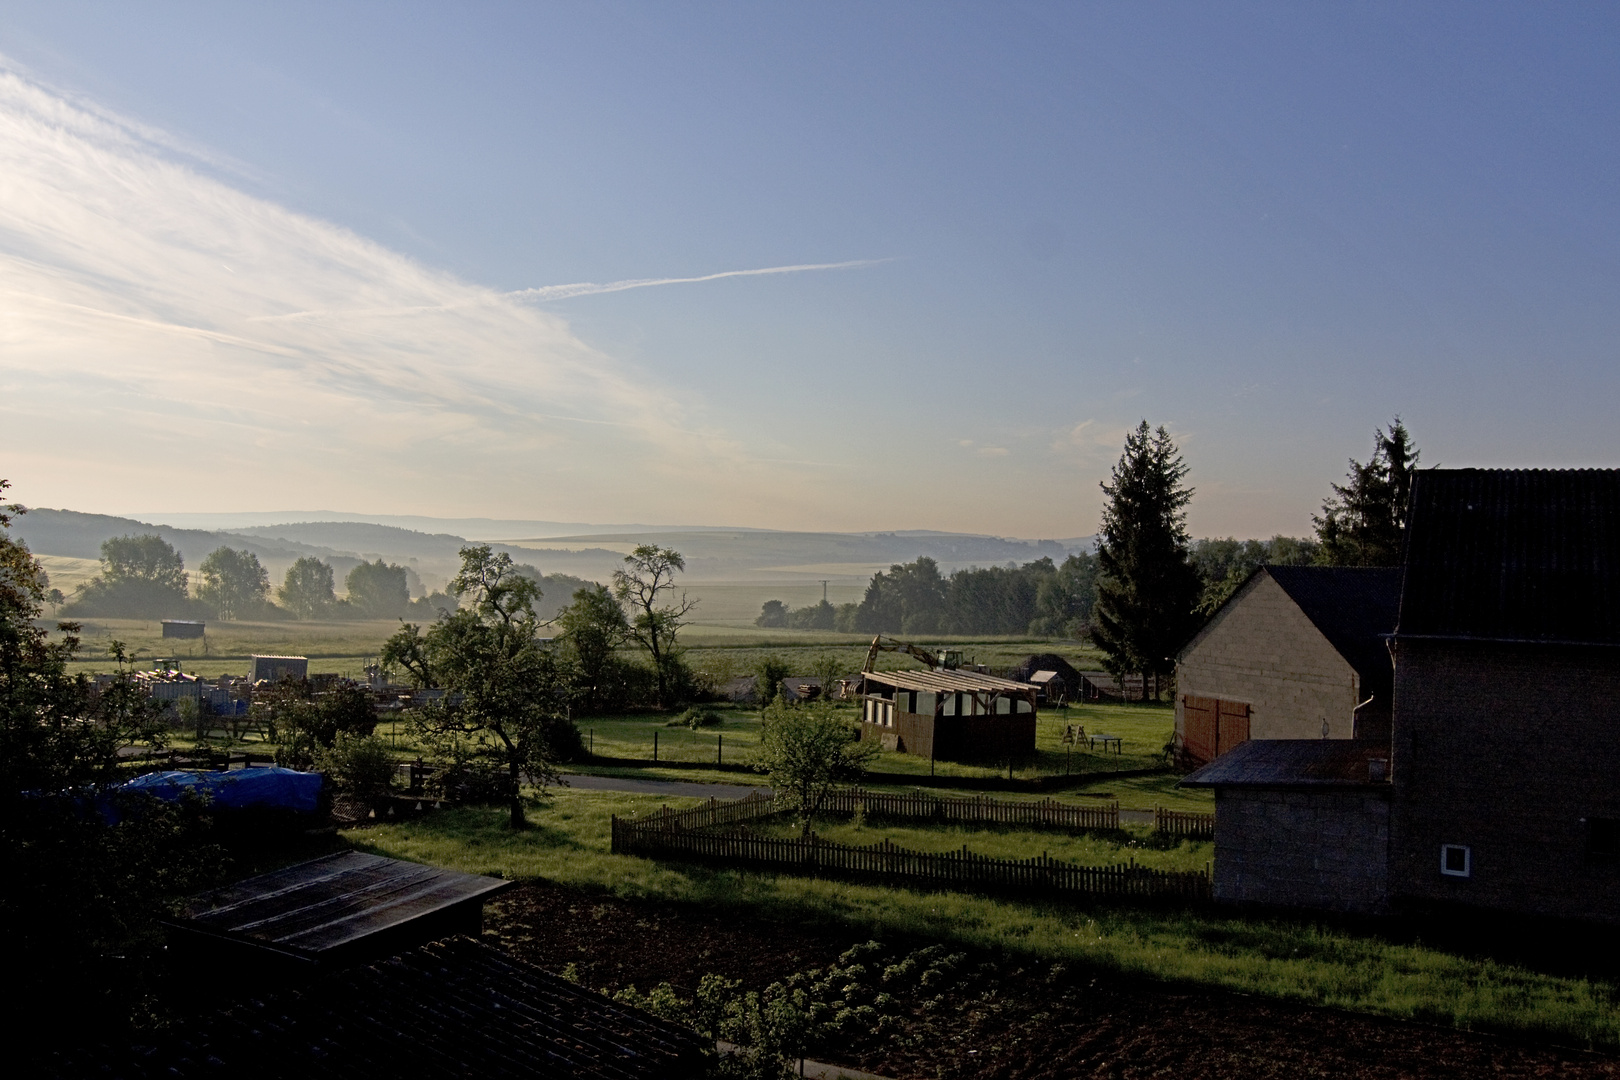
[
  {"x1": 348, "y1": 789, "x2": 1620, "y2": 1053},
  {"x1": 747, "y1": 814, "x2": 1213, "y2": 874},
  {"x1": 53, "y1": 616, "x2": 403, "y2": 678}
]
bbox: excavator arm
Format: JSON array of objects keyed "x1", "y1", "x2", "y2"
[{"x1": 860, "y1": 635, "x2": 944, "y2": 673}]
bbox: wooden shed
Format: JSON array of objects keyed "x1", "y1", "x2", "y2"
[{"x1": 858, "y1": 668, "x2": 1037, "y2": 763}]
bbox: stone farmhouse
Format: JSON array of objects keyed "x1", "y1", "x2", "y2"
[
  {"x1": 1387, "y1": 468, "x2": 1620, "y2": 923},
  {"x1": 1185, "y1": 468, "x2": 1620, "y2": 924},
  {"x1": 1174, "y1": 565, "x2": 1402, "y2": 765}
]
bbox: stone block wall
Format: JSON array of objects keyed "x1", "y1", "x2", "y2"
[
  {"x1": 1390, "y1": 639, "x2": 1620, "y2": 923},
  {"x1": 1177, "y1": 573, "x2": 1363, "y2": 745},
  {"x1": 1213, "y1": 787, "x2": 1389, "y2": 913}
]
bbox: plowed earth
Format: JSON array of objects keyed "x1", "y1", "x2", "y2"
[{"x1": 487, "y1": 881, "x2": 1620, "y2": 1080}]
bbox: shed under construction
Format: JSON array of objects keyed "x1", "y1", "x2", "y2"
[{"x1": 858, "y1": 667, "x2": 1038, "y2": 763}]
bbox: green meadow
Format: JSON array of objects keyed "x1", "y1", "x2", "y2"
[{"x1": 350, "y1": 790, "x2": 1620, "y2": 1053}]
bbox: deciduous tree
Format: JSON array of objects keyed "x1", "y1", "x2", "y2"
[
  {"x1": 554, "y1": 583, "x2": 630, "y2": 714},
  {"x1": 279, "y1": 556, "x2": 336, "y2": 619},
  {"x1": 0, "y1": 483, "x2": 214, "y2": 1041},
  {"x1": 196, "y1": 546, "x2": 270, "y2": 619},
  {"x1": 345, "y1": 558, "x2": 411, "y2": 618},
  {"x1": 754, "y1": 699, "x2": 877, "y2": 838},
  {"x1": 381, "y1": 546, "x2": 580, "y2": 828},
  {"x1": 1091, "y1": 421, "x2": 1202, "y2": 700},
  {"x1": 612, "y1": 544, "x2": 696, "y2": 709},
  {"x1": 67, "y1": 533, "x2": 190, "y2": 617}
]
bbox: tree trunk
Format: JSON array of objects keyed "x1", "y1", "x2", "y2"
[{"x1": 508, "y1": 759, "x2": 526, "y2": 830}]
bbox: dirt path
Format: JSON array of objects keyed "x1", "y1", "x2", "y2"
[{"x1": 486, "y1": 880, "x2": 1620, "y2": 1080}]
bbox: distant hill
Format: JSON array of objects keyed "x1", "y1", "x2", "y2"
[{"x1": 12, "y1": 507, "x2": 1094, "y2": 592}]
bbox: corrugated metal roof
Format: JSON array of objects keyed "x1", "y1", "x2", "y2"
[
  {"x1": 1397, "y1": 469, "x2": 1620, "y2": 646},
  {"x1": 1179, "y1": 739, "x2": 1390, "y2": 788},
  {"x1": 69, "y1": 936, "x2": 707, "y2": 1079},
  {"x1": 171, "y1": 852, "x2": 511, "y2": 958},
  {"x1": 862, "y1": 669, "x2": 1036, "y2": 694},
  {"x1": 1265, "y1": 566, "x2": 1401, "y2": 690}
]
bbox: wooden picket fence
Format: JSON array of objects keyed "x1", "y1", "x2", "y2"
[
  {"x1": 627, "y1": 788, "x2": 1119, "y2": 838},
  {"x1": 824, "y1": 788, "x2": 1120, "y2": 831},
  {"x1": 1154, "y1": 806, "x2": 1215, "y2": 840},
  {"x1": 611, "y1": 790, "x2": 1208, "y2": 903}
]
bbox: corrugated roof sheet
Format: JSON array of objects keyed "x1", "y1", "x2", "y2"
[
  {"x1": 66, "y1": 936, "x2": 707, "y2": 1079},
  {"x1": 170, "y1": 851, "x2": 511, "y2": 958},
  {"x1": 1397, "y1": 468, "x2": 1620, "y2": 646},
  {"x1": 1179, "y1": 739, "x2": 1390, "y2": 788},
  {"x1": 1265, "y1": 566, "x2": 1402, "y2": 690},
  {"x1": 861, "y1": 669, "x2": 1036, "y2": 694}
]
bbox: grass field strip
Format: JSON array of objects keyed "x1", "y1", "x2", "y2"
[{"x1": 612, "y1": 789, "x2": 1211, "y2": 902}]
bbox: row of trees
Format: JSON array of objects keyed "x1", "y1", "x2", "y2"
[
  {"x1": 60, "y1": 534, "x2": 589, "y2": 623},
  {"x1": 757, "y1": 554, "x2": 1098, "y2": 638},
  {"x1": 1090, "y1": 418, "x2": 1420, "y2": 697}
]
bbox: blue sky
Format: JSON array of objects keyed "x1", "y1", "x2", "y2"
[{"x1": 1, "y1": 3, "x2": 1616, "y2": 538}]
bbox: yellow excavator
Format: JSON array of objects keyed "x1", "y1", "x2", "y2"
[{"x1": 859, "y1": 635, "x2": 964, "y2": 674}]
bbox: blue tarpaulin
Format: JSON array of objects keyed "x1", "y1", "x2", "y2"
[{"x1": 120, "y1": 767, "x2": 324, "y2": 814}]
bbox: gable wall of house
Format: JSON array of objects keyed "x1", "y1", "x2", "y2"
[
  {"x1": 1176, "y1": 573, "x2": 1364, "y2": 749},
  {"x1": 1213, "y1": 788, "x2": 1389, "y2": 913},
  {"x1": 1390, "y1": 639, "x2": 1620, "y2": 923}
]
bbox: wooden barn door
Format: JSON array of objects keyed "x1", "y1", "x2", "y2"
[
  {"x1": 1216, "y1": 700, "x2": 1251, "y2": 756},
  {"x1": 1182, "y1": 695, "x2": 1251, "y2": 763},
  {"x1": 1182, "y1": 695, "x2": 1218, "y2": 763}
]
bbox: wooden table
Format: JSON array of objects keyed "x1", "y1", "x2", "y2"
[{"x1": 1089, "y1": 733, "x2": 1123, "y2": 754}]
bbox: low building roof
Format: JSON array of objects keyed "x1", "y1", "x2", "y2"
[
  {"x1": 1397, "y1": 468, "x2": 1620, "y2": 647},
  {"x1": 1179, "y1": 739, "x2": 1391, "y2": 789},
  {"x1": 64, "y1": 936, "x2": 708, "y2": 1079},
  {"x1": 168, "y1": 851, "x2": 511, "y2": 962},
  {"x1": 862, "y1": 668, "x2": 1036, "y2": 695}
]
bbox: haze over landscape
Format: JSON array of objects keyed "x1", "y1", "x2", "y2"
[{"x1": 4, "y1": 4, "x2": 1617, "y2": 540}]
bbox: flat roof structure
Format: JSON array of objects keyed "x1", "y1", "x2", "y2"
[
  {"x1": 61, "y1": 936, "x2": 709, "y2": 1080},
  {"x1": 861, "y1": 668, "x2": 1036, "y2": 696},
  {"x1": 1179, "y1": 739, "x2": 1391, "y2": 789},
  {"x1": 166, "y1": 851, "x2": 511, "y2": 968}
]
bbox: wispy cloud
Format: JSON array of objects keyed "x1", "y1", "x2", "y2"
[
  {"x1": 0, "y1": 64, "x2": 845, "y2": 519},
  {"x1": 510, "y1": 259, "x2": 891, "y2": 303}
]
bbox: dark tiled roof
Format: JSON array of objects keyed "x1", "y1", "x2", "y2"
[
  {"x1": 1180, "y1": 739, "x2": 1390, "y2": 788},
  {"x1": 1266, "y1": 566, "x2": 1402, "y2": 691},
  {"x1": 169, "y1": 851, "x2": 511, "y2": 960},
  {"x1": 1397, "y1": 469, "x2": 1620, "y2": 646},
  {"x1": 77, "y1": 937, "x2": 708, "y2": 1079}
]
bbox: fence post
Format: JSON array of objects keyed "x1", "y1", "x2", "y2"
[
  {"x1": 717, "y1": 733, "x2": 722, "y2": 765},
  {"x1": 653, "y1": 729, "x2": 659, "y2": 762}
]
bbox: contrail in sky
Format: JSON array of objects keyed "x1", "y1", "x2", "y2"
[{"x1": 510, "y1": 258, "x2": 891, "y2": 302}]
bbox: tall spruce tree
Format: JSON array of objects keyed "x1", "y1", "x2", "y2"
[
  {"x1": 1091, "y1": 421, "x2": 1202, "y2": 700},
  {"x1": 1313, "y1": 418, "x2": 1420, "y2": 567}
]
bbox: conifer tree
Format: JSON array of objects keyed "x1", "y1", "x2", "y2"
[
  {"x1": 1091, "y1": 421, "x2": 1202, "y2": 700},
  {"x1": 1313, "y1": 418, "x2": 1420, "y2": 566}
]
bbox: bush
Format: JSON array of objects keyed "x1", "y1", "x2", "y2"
[
  {"x1": 755, "y1": 655, "x2": 792, "y2": 707},
  {"x1": 669, "y1": 707, "x2": 723, "y2": 730},
  {"x1": 317, "y1": 734, "x2": 397, "y2": 809}
]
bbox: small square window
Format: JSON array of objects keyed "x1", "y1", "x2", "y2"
[{"x1": 1440, "y1": 844, "x2": 1471, "y2": 878}]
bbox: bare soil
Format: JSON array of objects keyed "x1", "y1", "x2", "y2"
[{"x1": 487, "y1": 881, "x2": 1620, "y2": 1080}]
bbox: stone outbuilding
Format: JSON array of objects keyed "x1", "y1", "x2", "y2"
[
  {"x1": 1173, "y1": 566, "x2": 1402, "y2": 765},
  {"x1": 1181, "y1": 739, "x2": 1392, "y2": 913}
]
